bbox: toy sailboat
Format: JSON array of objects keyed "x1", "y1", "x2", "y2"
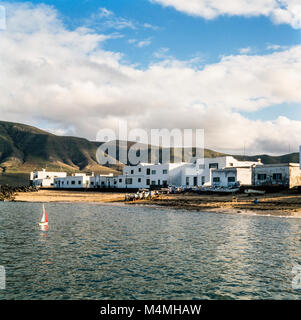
[{"x1": 39, "y1": 204, "x2": 49, "y2": 226}]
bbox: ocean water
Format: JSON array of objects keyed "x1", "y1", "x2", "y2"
[{"x1": 0, "y1": 202, "x2": 300, "y2": 300}]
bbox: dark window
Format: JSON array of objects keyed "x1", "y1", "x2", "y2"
[
  {"x1": 273, "y1": 173, "x2": 282, "y2": 180},
  {"x1": 158, "y1": 180, "x2": 161, "y2": 185},
  {"x1": 138, "y1": 168, "x2": 141, "y2": 172},
  {"x1": 209, "y1": 163, "x2": 219, "y2": 169},
  {"x1": 146, "y1": 179, "x2": 150, "y2": 185},
  {"x1": 78, "y1": 181, "x2": 81, "y2": 185},
  {"x1": 228, "y1": 177, "x2": 235, "y2": 183},
  {"x1": 186, "y1": 177, "x2": 189, "y2": 186},
  {"x1": 131, "y1": 170, "x2": 134, "y2": 174},
  {"x1": 193, "y1": 177, "x2": 198, "y2": 186},
  {"x1": 126, "y1": 178, "x2": 133, "y2": 185},
  {"x1": 201, "y1": 176, "x2": 205, "y2": 185},
  {"x1": 114, "y1": 180, "x2": 117, "y2": 185},
  {"x1": 163, "y1": 180, "x2": 168, "y2": 187},
  {"x1": 257, "y1": 174, "x2": 267, "y2": 181},
  {"x1": 91, "y1": 182, "x2": 94, "y2": 185},
  {"x1": 146, "y1": 168, "x2": 150, "y2": 175},
  {"x1": 151, "y1": 180, "x2": 156, "y2": 185},
  {"x1": 152, "y1": 170, "x2": 156, "y2": 175},
  {"x1": 163, "y1": 169, "x2": 168, "y2": 174},
  {"x1": 138, "y1": 178, "x2": 141, "y2": 183},
  {"x1": 213, "y1": 177, "x2": 220, "y2": 183},
  {"x1": 119, "y1": 179, "x2": 122, "y2": 183},
  {"x1": 71, "y1": 181, "x2": 75, "y2": 185}
]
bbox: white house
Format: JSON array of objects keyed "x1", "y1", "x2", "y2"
[
  {"x1": 30, "y1": 169, "x2": 67, "y2": 187},
  {"x1": 254, "y1": 163, "x2": 301, "y2": 189},
  {"x1": 211, "y1": 167, "x2": 253, "y2": 188},
  {"x1": 54, "y1": 173, "x2": 93, "y2": 189},
  {"x1": 116, "y1": 162, "x2": 189, "y2": 189},
  {"x1": 182, "y1": 156, "x2": 262, "y2": 187}
]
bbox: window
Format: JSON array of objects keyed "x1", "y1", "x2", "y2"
[
  {"x1": 119, "y1": 179, "x2": 122, "y2": 183},
  {"x1": 138, "y1": 168, "x2": 141, "y2": 172},
  {"x1": 273, "y1": 173, "x2": 282, "y2": 180},
  {"x1": 151, "y1": 180, "x2": 156, "y2": 185},
  {"x1": 163, "y1": 169, "x2": 168, "y2": 174},
  {"x1": 146, "y1": 168, "x2": 150, "y2": 175},
  {"x1": 158, "y1": 180, "x2": 161, "y2": 185},
  {"x1": 91, "y1": 182, "x2": 94, "y2": 185},
  {"x1": 126, "y1": 178, "x2": 133, "y2": 185},
  {"x1": 228, "y1": 177, "x2": 235, "y2": 183},
  {"x1": 163, "y1": 180, "x2": 168, "y2": 187},
  {"x1": 201, "y1": 176, "x2": 205, "y2": 185},
  {"x1": 67, "y1": 181, "x2": 69, "y2": 185},
  {"x1": 151, "y1": 170, "x2": 156, "y2": 175},
  {"x1": 131, "y1": 170, "x2": 134, "y2": 174},
  {"x1": 146, "y1": 179, "x2": 150, "y2": 185},
  {"x1": 193, "y1": 177, "x2": 198, "y2": 186},
  {"x1": 229, "y1": 163, "x2": 234, "y2": 167},
  {"x1": 209, "y1": 163, "x2": 219, "y2": 169},
  {"x1": 114, "y1": 180, "x2": 117, "y2": 185},
  {"x1": 257, "y1": 174, "x2": 267, "y2": 181},
  {"x1": 186, "y1": 177, "x2": 190, "y2": 186},
  {"x1": 213, "y1": 177, "x2": 220, "y2": 183},
  {"x1": 71, "y1": 181, "x2": 75, "y2": 185},
  {"x1": 78, "y1": 181, "x2": 81, "y2": 185},
  {"x1": 138, "y1": 178, "x2": 141, "y2": 183}
]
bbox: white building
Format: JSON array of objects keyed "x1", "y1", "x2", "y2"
[
  {"x1": 211, "y1": 167, "x2": 253, "y2": 188},
  {"x1": 182, "y1": 156, "x2": 262, "y2": 187},
  {"x1": 116, "y1": 162, "x2": 189, "y2": 189},
  {"x1": 30, "y1": 169, "x2": 67, "y2": 187},
  {"x1": 54, "y1": 173, "x2": 93, "y2": 189},
  {"x1": 254, "y1": 163, "x2": 301, "y2": 189}
]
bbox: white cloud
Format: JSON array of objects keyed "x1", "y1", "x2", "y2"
[
  {"x1": 238, "y1": 47, "x2": 252, "y2": 54},
  {"x1": 151, "y1": 0, "x2": 301, "y2": 29},
  {"x1": 1, "y1": 2, "x2": 301, "y2": 154},
  {"x1": 99, "y1": 7, "x2": 113, "y2": 18},
  {"x1": 143, "y1": 22, "x2": 159, "y2": 30},
  {"x1": 136, "y1": 39, "x2": 152, "y2": 48}
]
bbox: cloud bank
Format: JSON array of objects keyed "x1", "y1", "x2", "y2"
[
  {"x1": 0, "y1": 2, "x2": 301, "y2": 154},
  {"x1": 151, "y1": 0, "x2": 301, "y2": 29}
]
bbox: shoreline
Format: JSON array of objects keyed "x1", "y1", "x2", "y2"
[{"x1": 11, "y1": 189, "x2": 301, "y2": 217}]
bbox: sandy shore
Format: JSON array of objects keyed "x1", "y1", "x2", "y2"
[
  {"x1": 14, "y1": 189, "x2": 301, "y2": 217},
  {"x1": 14, "y1": 190, "x2": 125, "y2": 203}
]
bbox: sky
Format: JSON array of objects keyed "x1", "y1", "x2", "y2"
[{"x1": 0, "y1": 0, "x2": 301, "y2": 155}]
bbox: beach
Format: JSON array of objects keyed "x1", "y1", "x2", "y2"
[
  {"x1": 14, "y1": 190, "x2": 125, "y2": 203},
  {"x1": 14, "y1": 189, "x2": 301, "y2": 217}
]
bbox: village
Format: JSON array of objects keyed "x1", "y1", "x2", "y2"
[{"x1": 30, "y1": 152, "x2": 301, "y2": 194}]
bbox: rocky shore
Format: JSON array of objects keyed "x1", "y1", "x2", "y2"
[{"x1": 0, "y1": 186, "x2": 39, "y2": 201}]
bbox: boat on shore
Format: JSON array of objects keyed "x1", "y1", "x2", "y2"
[
  {"x1": 201, "y1": 186, "x2": 240, "y2": 194},
  {"x1": 244, "y1": 189, "x2": 266, "y2": 195}
]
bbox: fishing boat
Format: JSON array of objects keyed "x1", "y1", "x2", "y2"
[
  {"x1": 39, "y1": 204, "x2": 49, "y2": 226},
  {"x1": 244, "y1": 189, "x2": 266, "y2": 195}
]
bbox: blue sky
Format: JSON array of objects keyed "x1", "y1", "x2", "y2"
[{"x1": 1, "y1": 0, "x2": 301, "y2": 154}]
